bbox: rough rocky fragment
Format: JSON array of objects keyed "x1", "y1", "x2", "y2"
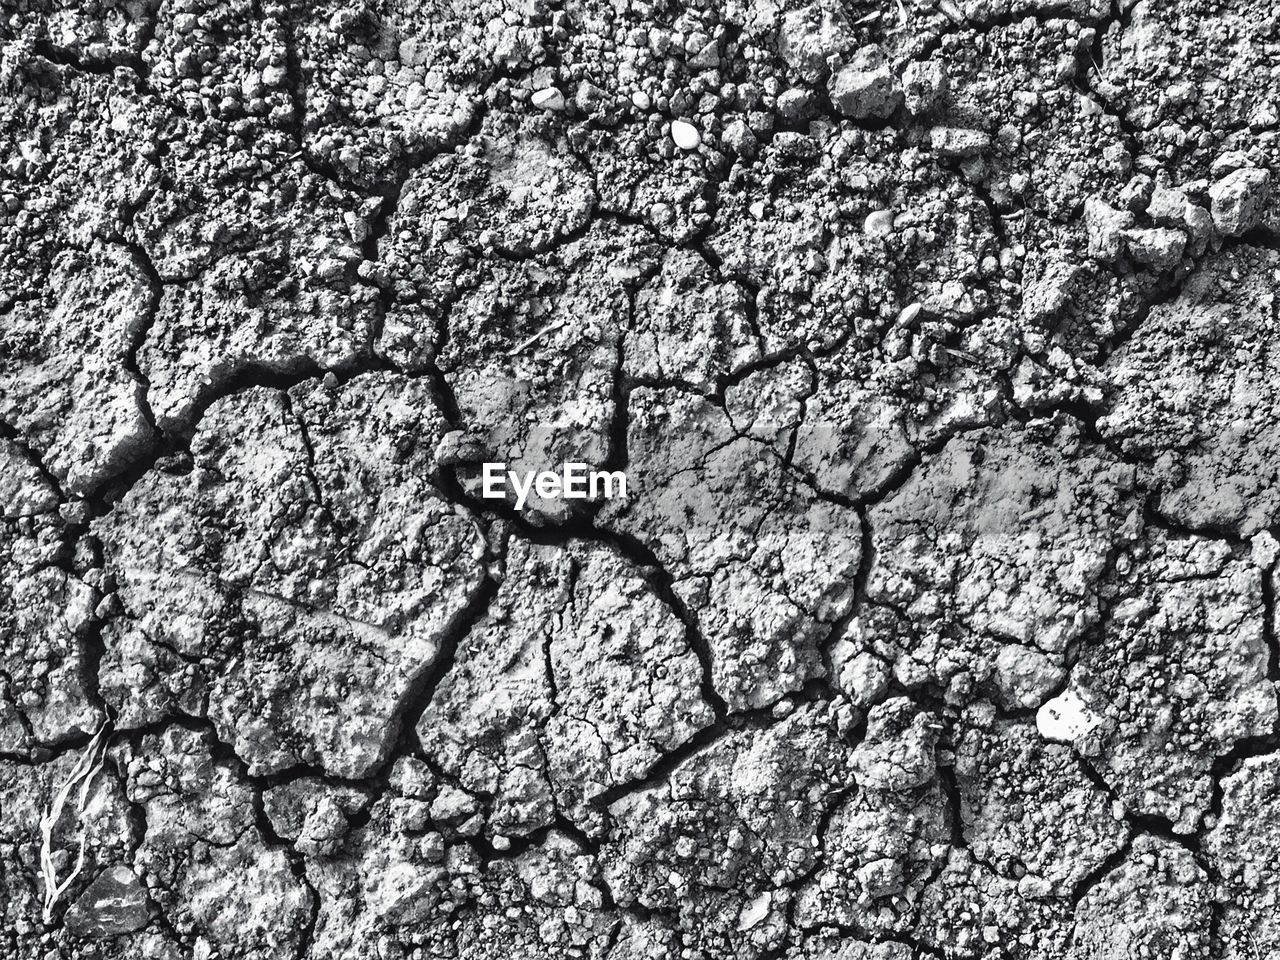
[
  {"x1": 1209, "y1": 167, "x2": 1271, "y2": 235},
  {"x1": 64, "y1": 865, "x2": 151, "y2": 938},
  {"x1": 829, "y1": 46, "x2": 900, "y2": 121}
]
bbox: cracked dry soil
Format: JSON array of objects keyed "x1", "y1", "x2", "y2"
[{"x1": 3, "y1": 0, "x2": 1280, "y2": 957}]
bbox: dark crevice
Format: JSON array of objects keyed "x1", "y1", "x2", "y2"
[
  {"x1": 1261, "y1": 559, "x2": 1280, "y2": 683},
  {"x1": 1067, "y1": 831, "x2": 1132, "y2": 908},
  {"x1": 114, "y1": 227, "x2": 164, "y2": 437},
  {"x1": 0, "y1": 418, "x2": 68, "y2": 504},
  {"x1": 436, "y1": 463, "x2": 731, "y2": 719},
  {"x1": 373, "y1": 533, "x2": 502, "y2": 779}
]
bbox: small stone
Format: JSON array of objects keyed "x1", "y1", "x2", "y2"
[
  {"x1": 897, "y1": 302, "x2": 923, "y2": 326},
  {"x1": 863, "y1": 209, "x2": 895, "y2": 236},
  {"x1": 930, "y1": 126, "x2": 992, "y2": 158},
  {"x1": 736, "y1": 891, "x2": 771, "y2": 931},
  {"x1": 902, "y1": 60, "x2": 949, "y2": 115},
  {"x1": 837, "y1": 651, "x2": 889, "y2": 706},
  {"x1": 1123, "y1": 227, "x2": 1187, "y2": 270},
  {"x1": 1184, "y1": 202, "x2": 1214, "y2": 241},
  {"x1": 297, "y1": 796, "x2": 350, "y2": 857},
  {"x1": 631, "y1": 90, "x2": 651, "y2": 110},
  {"x1": 779, "y1": 0, "x2": 854, "y2": 83},
  {"x1": 1146, "y1": 184, "x2": 1190, "y2": 225},
  {"x1": 1022, "y1": 258, "x2": 1080, "y2": 323},
  {"x1": 531, "y1": 87, "x2": 565, "y2": 111},
  {"x1": 857, "y1": 858, "x2": 904, "y2": 898},
  {"x1": 995, "y1": 644, "x2": 1066, "y2": 710},
  {"x1": 1036, "y1": 688, "x2": 1103, "y2": 743},
  {"x1": 722, "y1": 118, "x2": 758, "y2": 157},
  {"x1": 1084, "y1": 197, "x2": 1135, "y2": 262},
  {"x1": 64, "y1": 865, "x2": 151, "y2": 938},
  {"x1": 670, "y1": 119, "x2": 701, "y2": 151},
  {"x1": 828, "y1": 45, "x2": 900, "y2": 120},
  {"x1": 1251, "y1": 530, "x2": 1280, "y2": 569},
  {"x1": 1211, "y1": 151, "x2": 1251, "y2": 179},
  {"x1": 776, "y1": 88, "x2": 814, "y2": 121},
  {"x1": 1209, "y1": 167, "x2": 1271, "y2": 236}
]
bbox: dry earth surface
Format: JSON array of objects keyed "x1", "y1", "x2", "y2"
[{"x1": 2, "y1": 0, "x2": 1280, "y2": 958}]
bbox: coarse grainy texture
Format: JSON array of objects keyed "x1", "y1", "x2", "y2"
[{"x1": 2, "y1": 0, "x2": 1279, "y2": 957}]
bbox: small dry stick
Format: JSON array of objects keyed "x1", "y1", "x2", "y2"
[
  {"x1": 508, "y1": 317, "x2": 568, "y2": 356},
  {"x1": 38, "y1": 724, "x2": 108, "y2": 924}
]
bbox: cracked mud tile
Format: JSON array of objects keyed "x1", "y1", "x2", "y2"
[
  {"x1": 793, "y1": 698, "x2": 949, "y2": 938},
  {"x1": 93, "y1": 372, "x2": 486, "y2": 778},
  {"x1": 952, "y1": 703, "x2": 1127, "y2": 899},
  {"x1": 376, "y1": 111, "x2": 598, "y2": 372},
  {"x1": 1100, "y1": 244, "x2": 1280, "y2": 537},
  {"x1": 0, "y1": 49, "x2": 159, "y2": 305},
  {"x1": 133, "y1": 116, "x2": 377, "y2": 431},
  {"x1": 1204, "y1": 753, "x2": 1280, "y2": 958},
  {"x1": 0, "y1": 492, "x2": 109, "y2": 753},
  {"x1": 601, "y1": 387, "x2": 863, "y2": 712},
  {"x1": 602, "y1": 703, "x2": 851, "y2": 958},
  {"x1": 857, "y1": 417, "x2": 1142, "y2": 697},
  {"x1": 289, "y1": 0, "x2": 551, "y2": 188},
  {"x1": 9, "y1": 0, "x2": 160, "y2": 66},
  {"x1": 627, "y1": 247, "x2": 760, "y2": 392},
  {"x1": 417, "y1": 536, "x2": 714, "y2": 840},
  {"x1": 1070, "y1": 835, "x2": 1212, "y2": 960},
  {"x1": 1097, "y1": 0, "x2": 1280, "y2": 179},
  {"x1": 708, "y1": 132, "x2": 1007, "y2": 358},
  {"x1": 911, "y1": 847, "x2": 1074, "y2": 958},
  {"x1": 295, "y1": 760, "x2": 618, "y2": 957},
  {"x1": 427, "y1": 223, "x2": 659, "y2": 520},
  {"x1": 118, "y1": 726, "x2": 314, "y2": 958},
  {"x1": 0, "y1": 243, "x2": 156, "y2": 495},
  {"x1": 141, "y1": 0, "x2": 294, "y2": 127},
  {"x1": 0, "y1": 436, "x2": 60, "y2": 518},
  {"x1": 0, "y1": 559, "x2": 102, "y2": 749},
  {"x1": 785, "y1": 335, "x2": 1002, "y2": 504},
  {"x1": 1048, "y1": 529, "x2": 1277, "y2": 834}
]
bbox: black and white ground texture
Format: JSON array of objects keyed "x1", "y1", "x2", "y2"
[{"x1": 3, "y1": 0, "x2": 1280, "y2": 957}]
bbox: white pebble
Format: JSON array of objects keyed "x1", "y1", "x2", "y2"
[
  {"x1": 896, "y1": 302, "x2": 923, "y2": 326},
  {"x1": 864, "y1": 209, "x2": 896, "y2": 236},
  {"x1": 631, "y1": 90, "x2": 652, "y2": 110},
  {"x1": 670, "y1": 119, "x2": 701, "y2": 151},
  {"x1": 531, "y1": 87, "x2": 565, "y2": 111},
  {"x1": 1036, "y1": 688, "x2": 1102, "y2": 743}
]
